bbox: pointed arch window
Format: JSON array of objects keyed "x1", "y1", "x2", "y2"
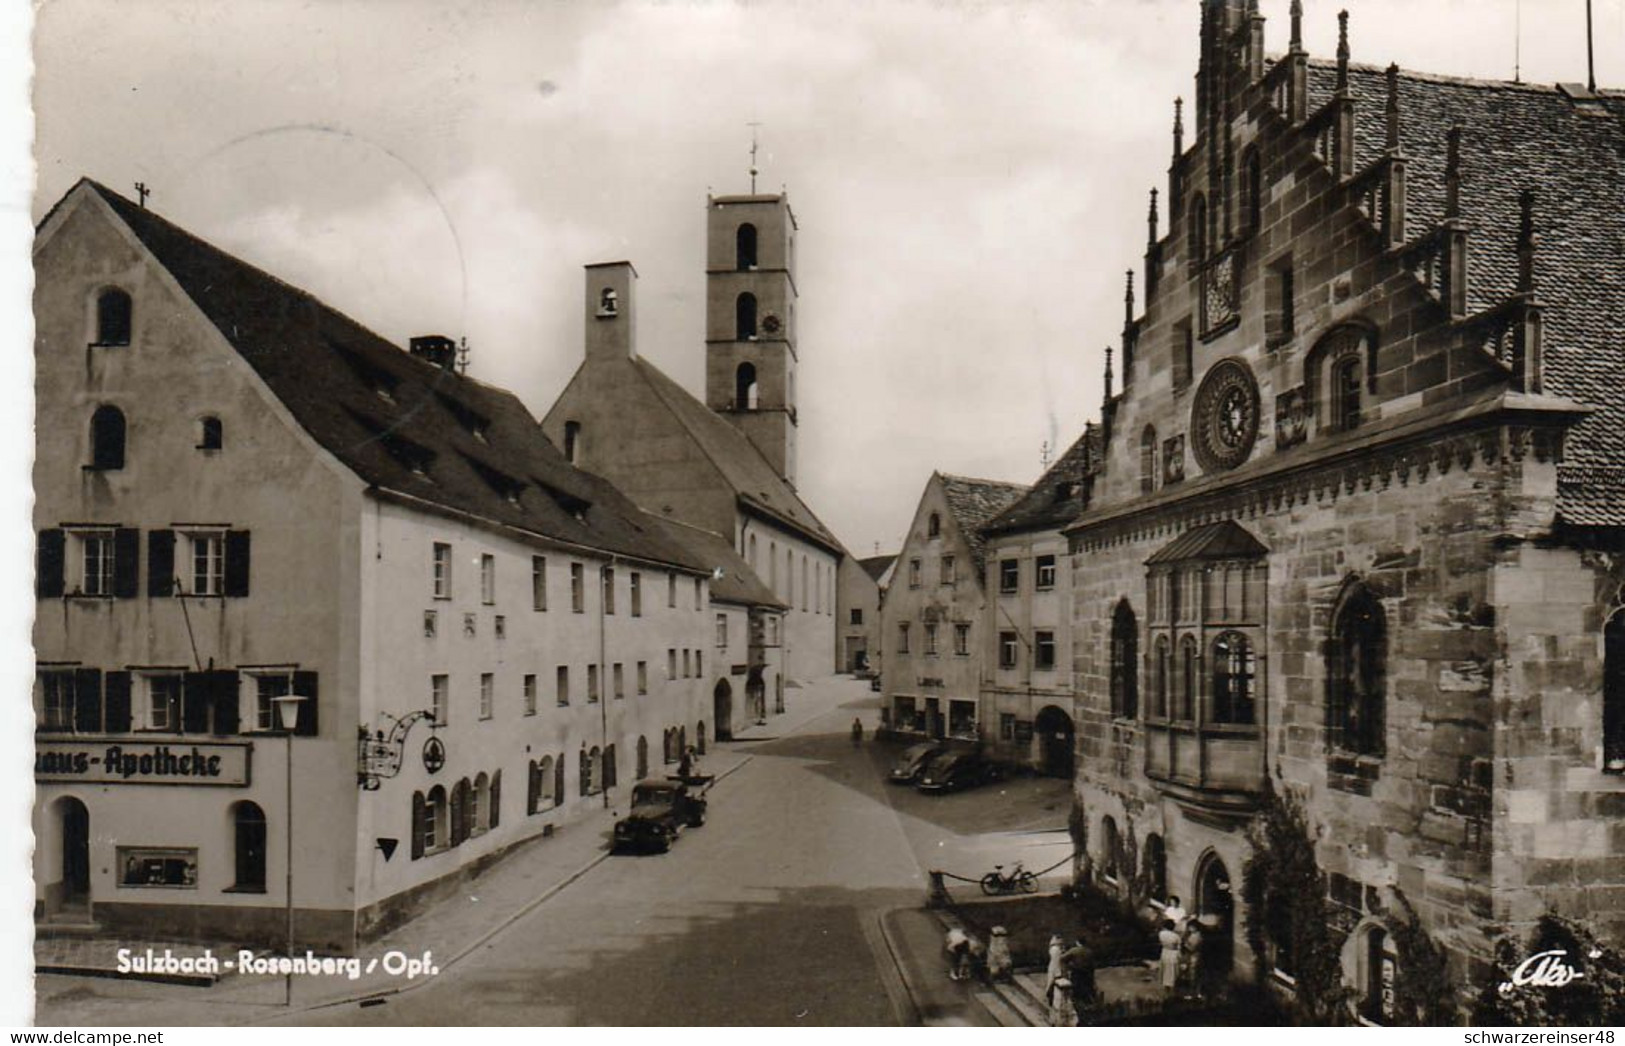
[
  {"x1": 95, "y1": 288, "x2": 132, "y2": 346},
  {"x1": 1144, "y1": 833, "x2": 1167, "y2": 903},
  {"x1": 1140, "y1": 425, "x2": 1158, "y2": 495},
  {"x1": 1110, "y1": 600, "x2": 1139, "y2": 719},
  {"x1": 736, "y1": 293, "x2": 758, "y2": 340},
  {"x1": 90, "y1": 405, "x2": 126, "y2": 471},
  {"x1": 1328, "y1": 582, "x2": 1387, "y2": 757},
  {"x1": 736, "y1": 362, "x2": 759, "y2": 410},
  {"x1": 1190, "y1": 194, "x2": 1208, "y2": 269},
  {"x1": 1178, "y1": 634, "x2": 1199, "y2": 721},
  {"x1": 1604, "y1": 611, "x2": 1625, "y2": 773},
  {"x1": 736, "y1": 223, "x2": 758, "y2": 270},
  {"x1": 1331, "y1": 355, "x2": 1363, "y2": 432},
  {"x1": 1150, "y1": 635, "x2": 1170, "y2": 718}
]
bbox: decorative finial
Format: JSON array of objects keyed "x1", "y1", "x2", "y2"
[
  {"x1": 1148, "y1": 187, "x2": 1160, "y2": 245},
  {"x1": 1518, "y1": 188, "x2": 1538, "y2": 293},
  {"x1": 1290, "y1": 0, "x2": 1304, "y2": 52},
  {"x1": 1173, "y1": 97, "x2": 1184, "y2": 157},
  {"x1": 1445, "y1": 124, "x2": 1464, "y2": 219},
  {"x1": 1103, "y1": 346, "x2": 1114, "y2": 401},
  {"x1": 1337, "y1": 10, "x2": 1350, "y2": 90},
  {"x1": 1385, "y1": 63, "x2": 1401, "y2": 151},
  {"x1": 134, "y1": 182, "x2": 151, "y2": 208},
  {"x1": 747, "y1": 122, "x2": 761, "y2": 193},
  {"x1": 1124, "y1": 269, "x2": 1135, "y2": 325}
]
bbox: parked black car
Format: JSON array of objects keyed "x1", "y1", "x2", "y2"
[
  {"x1": 888, "y1": 741, "x2": 945, "y2": 784},
  {"x1": 916, "y1": 750, "x2": 1004, "y2": 794},
  {"x1": 612, "y1": 776, "x2": 709, "y2": 853}
]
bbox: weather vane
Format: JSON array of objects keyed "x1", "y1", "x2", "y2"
[
  {"x1": 747, "y1": 122, "x2": 761, "y2": 193},
  {"x1": 134, "y1": 182, "x2": 150, "y2": 208}
]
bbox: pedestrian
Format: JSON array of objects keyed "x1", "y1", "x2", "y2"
[
  {"x1": 1179, "y1": 919, "x2": 1203, "y2": 999},
  {"x1": 1163, "y1": 894, "x2": 1188, "y2": 929},
  {"x1": 1045, "y1": 933, "x2": 1065, "y2": 999},
  {"x1": 1158, "y1": 918, "x2": 1181, "y2": 995},
  {"x1": 986, "y1": 926, "x2": 1013, "y2": 982},
  {"x1": 1060, "y1": 939, "x2": 1097, "y2": 1011},
  {"x1": 677, "y1": 747, "x2": 694, "y2": 778},
  {"x1": 944, "y1": 926, "x2": 969, "y2": 981},
  {"x1": 851, "y1": 717, "x2": 864, "y2": 746},
  {"x1": 1048, "y1": 976, "x2": 1078, "y2": 1027}
]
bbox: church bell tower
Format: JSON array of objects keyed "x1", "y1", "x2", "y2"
[{"x1": 704, "y1": 192, "x2": 799, "y2": 487}]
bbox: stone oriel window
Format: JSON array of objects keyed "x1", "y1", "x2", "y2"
[
  {"x1": 1328, "y1": 581, "x2": 1387, "y2": 758},
  {"x1": 1109, "y1": 599, "x2": 1139, "y2": 719}
]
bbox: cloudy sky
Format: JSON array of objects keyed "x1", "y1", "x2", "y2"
[{"x1": 29, "y1": 0, "x2": 1622, "y2": 557}]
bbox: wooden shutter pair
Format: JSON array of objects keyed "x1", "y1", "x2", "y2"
[{"x1": 148, "y1": 530, "x2": 251, "y2": 597}]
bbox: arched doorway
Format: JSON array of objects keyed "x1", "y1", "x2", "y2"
[
  {"x1": 696, "y1": 721, "x2": 707, "y2": 755},
  {"x1": 1034, "y1": 706, "x2": 1075, "y2": 777},
  {"x1": 1194, "y1": 852, "x2": 1235, "y2": 988},
  {"x1": 57, "y1": 797, "x2": 90, "y2": 913},
  {"x1": 714, "y1": 680, "x2": 734, "y2": 741}
]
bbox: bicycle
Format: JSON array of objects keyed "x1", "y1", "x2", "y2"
[{"x1": 979, "y1": 861, "x2": 1038, "y2": 896}]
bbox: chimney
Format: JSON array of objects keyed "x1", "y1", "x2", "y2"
[
  {"x1": 584, "y1": 261, "x2": 638, "y2": 363},
  {"x1": 408, "y1": 334, "x2": 458, "y2": 372}
]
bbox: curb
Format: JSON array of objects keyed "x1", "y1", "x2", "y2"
[
  {"x1": 274, "y1": 751, "x2": 758, "y2": 1020},
  {"x1": 874, "y1": 908, "x2": 923, "y2": 1027}
]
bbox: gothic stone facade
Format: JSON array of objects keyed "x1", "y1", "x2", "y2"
[{"x1": 1063, "y1": 0, "x2": 1625, "y2": 1018}]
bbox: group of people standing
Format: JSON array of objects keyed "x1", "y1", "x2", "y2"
[{"x1": 1156, "y1": 895, "x2": 1207, "y2": 999}]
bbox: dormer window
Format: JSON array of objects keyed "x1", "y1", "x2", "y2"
[
  {"x1": 94, "y1": 288, "x2": 132, "y2": 346},
  {"x1": 598, "y1": 288, "x2": 618, "y2": 317}
]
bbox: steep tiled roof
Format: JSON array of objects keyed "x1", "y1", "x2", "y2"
[
  {"x1": 937, "y1": 473, "x2": 1028, "y2": 574},
  {"x1": 75, "y1": 180, "x2": 709, "y2": 572},
  {"x1": 984, "y1": 423, "x2": 1102, "y2": 536},
  {"x1": 1145, "y1": 520, "x2": 1269, "y2": 565},
  {"x1": 1305, "y1": 62, "x2": 1625, "y2": 524},
  {"x1": 640, "y1": 515, "x2": 787, "y2": 609},
  {"x1": 857, "y1": 554, "x2": 896, "y2": 582},
  {"x1": 628, "y1": 357, "x2": 844, "y2": 552}
]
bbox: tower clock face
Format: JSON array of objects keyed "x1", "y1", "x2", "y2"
[
  {"x1": 1191, "y1": 358, "x2": 1260, "y2": 473},
  {"x1": 761, "y1": 314, "x2": 782, "y2": 335}
]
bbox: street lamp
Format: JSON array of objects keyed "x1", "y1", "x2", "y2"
[{"x1": 272, "y1": 692, "x2": 307, "y2": 1008}]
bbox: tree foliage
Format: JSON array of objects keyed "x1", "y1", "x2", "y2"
[
  {"x1": 1241, "y1": 783, "x2": 1354, "y2": 1024},
  {"x1": 1386, "y1": 888, "x2": 1457, "y2": 1026}
]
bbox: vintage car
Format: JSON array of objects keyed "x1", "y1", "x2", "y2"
[
  {"x1": 888, "y1": 741, "x2": 945, "y2": 784},
  {"x1": 916, "y1": 750, "x2": 1004, "y2": 794},
  {"x1": 612, "y1": 776, "x2": 710, "y2": 853}
]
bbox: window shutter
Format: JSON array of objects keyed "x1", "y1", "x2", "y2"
[
  {"x1": 490, "y1": 771, "x2": 501, "y2": 828},
  {"x1": 182, "y1": 672, "x2": 211, "y2": 734},
  {"x1": 212, "y1": 670, "x2": 240, "y2": 735},
  {"x1": 292, "y1": 671, "x2": 319, "y2": 736},
  {"x1": 225, "y1": 530, "x2": 251, "y2": 597},
  {"x1": 148, "y1": 530, "x2": 176, "y2": 598},
  {"x1": 411, "y1": 793, "x2": 425, "y2": 860},
  {"x1": 103, "y1": 671, "x2": 132, "y2": 733},
  {"x1": 37, "y1": 529, "x2": 65, "y2": 599},
  {"x1": 72, "y1": 668, "x2": 102, "y2": 733},
  {"x1": 113, "y1": 527, "x2": 140, "y2": 598}
]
